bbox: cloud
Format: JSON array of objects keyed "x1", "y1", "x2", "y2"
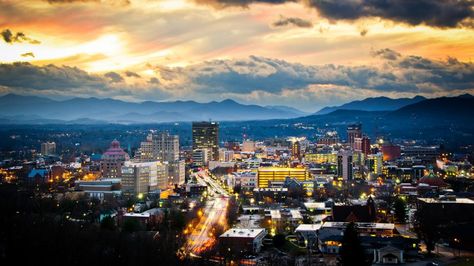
[
  {"x1": 0, "y1": 62, "x2": 173, "y2": 100},
  {"x1": 311, "y1": 0, "x2": 474, "y2": 28},
  {"x1": 0, "y1": 62, "x2": 106, "y2": 90},
  {"x1": 0, "y1": 51, "x2": 473, "y2": 111},
  {"x1": 272, "y1": 16, "x2": 313, "y2": 28},
  {"x1": 195, "y1": 0, "x2": 474, "y2": 28},
  {"x1": 148, "y1": 77, "x2": 160, "y2": 84},
  {"x1": 104, "y1": 72, "x2": 124, "y2": 83},
  {"x1": 45, "y1": 0, "x2": 129, "y2": 5},
  {"x1": 1, "y1": 29, "x2": 41, "y2": 44},
  {"x1": 371, "y1": 48, "x2": 401, "y2": 60},
  {"x1": 125, "y1": 71, "x2": 141, "y2": 78},
  {"x1": 151, "y1": 52, "x2": 474, "y2": 97},
  {"x1": 20, "y1": 52, "x2": 35, "y2": 58}
]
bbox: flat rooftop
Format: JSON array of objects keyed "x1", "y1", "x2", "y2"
[
  {"x1": 322, "y1": 222, "x2": 395, "y2": 230},
  {"x1": 418, "y1": 197, "x2": 474, "y2": 204},
  {"x1": 295, "y1": 224, "x2": 322, "y2": 232},
  {"x1": 220, "y1": 228, "x2": 266, "y2": 238}
]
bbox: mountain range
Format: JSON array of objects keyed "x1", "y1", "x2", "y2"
[
  {"x1": 314, "y1": 96, "x2": 427, "y2": 115},
  {"x1": 0, "y1": 94, "x2": 306, "y2": 124},
  {"x1": 0, "y1": 93, "x2": 472, "y2": 125}
]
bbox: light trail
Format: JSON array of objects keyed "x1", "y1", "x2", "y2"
[{"x1": 184, "y1": 171, "x2": 230, "y2": 255}]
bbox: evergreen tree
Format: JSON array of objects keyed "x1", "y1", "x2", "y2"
[
  {"x1": 393, "y1": 197, "x2": 407, "y2": 223},
  {"x1": 340, "y1": 222, "x2": 370, "y2": 266}
]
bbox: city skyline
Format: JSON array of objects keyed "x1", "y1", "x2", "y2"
[{"x1": 1, "y1": 0, "x2": 473, "y2": 111}]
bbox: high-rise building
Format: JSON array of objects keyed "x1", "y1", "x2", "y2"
[
  {"x1": 354, "y1": 135, "x2": 371, "y2": 155},
  {"x1": 337, "y1": 150, "x2": 353, "y2": 180},
  {"x1": 137, "y1": 131, "x2": 184, "y2": 185},
  {"x1": 291, "y1": 141, "x2": 301, "y2": 160},
  {"x1": 192, "y1": 121, "x2": 219, "y2": 161},
  {"x1": 101, "y1": 140, "x2": 130, "y2": 178},
  {"x1": 122, "y1": 161, "x2": 168, "y2": 196},
  {"x1": 367, "y1": 152, "x2": 383, "y2": 175},
  {"x1": 347, "y1": 124, "x2": 362, "y2": 149},
  {"x1": 138, "y1": 132, "x2": 179, "y2": 162},
  {"x1": 41, "y1": 141, "x2": 56, "y2": 156}
]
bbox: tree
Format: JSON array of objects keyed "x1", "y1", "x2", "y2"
[
  {"x1": 226, "y1": 196, "x2": 239, "y2": 227},
  {"x1": 413, "y1": 207, "x2": 440, "y2": 255},
  {"x1": 393, "y1": 197, "x2": 407, "y2": 223},
  {"x1": 100, "y1": 216, "x2": 116, "y2": 231},
  {"x1": 340, "y1": 222, "x2": 370, "y2": 266},
  {"x1": 273, "y1": 234, "x2": 286, "y2": 248}
]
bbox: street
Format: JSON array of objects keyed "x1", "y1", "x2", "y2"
[{"x1": 184, "y1": 171, "x2": 230, "y2": 255}]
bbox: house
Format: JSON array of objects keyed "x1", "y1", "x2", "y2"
[
  {"x1": 219, "y1": 228, "x2": 267, "y2": 255},
  {"x1": 374, "y1": 245, "x2": 404, "y2": 264},
  {"x1": 332, "y1": 197, "x2": 376, "y2": 222}
]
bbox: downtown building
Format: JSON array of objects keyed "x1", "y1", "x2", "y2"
[
  {"x1": 347, "y1": 124, "x2": 362, "y2": 149},
  {"x1": 337, "y1": 150, "x2": 353, "y2": 180},
  {"x1": 41, "y1": 141, "x2": 56, "y2": 156},
  {"x1": 100, "y1": 140, "x2": 130, "y2": 178},
  {"x1": 121, "y1": 161, "x2": 168, "y2": 196},
  {"x1": 137, "y1": 131, "x2": 185, "y2": 185},
  {"x1": 192, "y1": 121, "x2": 219, "y2": 165}
]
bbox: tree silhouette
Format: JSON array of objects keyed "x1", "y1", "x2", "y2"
[
  {"x1": 340, "y1": 222, "x2": 371, "y2": 266},
  {"x1": 393, "y1": 197, "x2": 407, "y2": 223}
]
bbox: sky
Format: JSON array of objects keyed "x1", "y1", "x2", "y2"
[{"x1": 0, "y1": 0, "x2": 473, "y2": 112}]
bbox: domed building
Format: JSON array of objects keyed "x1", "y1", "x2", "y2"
[
  {"x1": 100, "y1": 140, "x2": 130, "y2": 178},
  {"x1": 418, "y1": 168, "x2": 447, "y2": 188}
]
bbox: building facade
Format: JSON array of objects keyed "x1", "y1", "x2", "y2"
[{"x1": 192, "y1": 121, "x2": 219, "y2": 162}]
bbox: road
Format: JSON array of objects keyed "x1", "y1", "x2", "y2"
[{"x1": 184, "y1": 171, "x2": 230, "y2": 255}]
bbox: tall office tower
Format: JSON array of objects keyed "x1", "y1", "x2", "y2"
[
  {"x1": 347, "y1": 124, "x2": 362, "y2": 149},
  {"x1": 100, "y1": 140, "x2": 130, "y2": 178},
  {"x1": 291, "y1": 141, "x2": 301, "y2": 160},
  {"x1": 137, "y1": 131, "x2": 184, "y2": 185},
  {"x1": 367, "y1": 152, "x2": 383, "y2": 175},
  {"x1": 354, "y1": 135, "x2": 371, "y2": 155},
  {"x1": 138, "y1": 132, "x2": 179, "y2": 162},
  {"x1": 192, "y1": 121, "x2": 219, "y2": 161},
  {"x1": 41, "y1": 141, "x2": 56, "y2": 155},
  {"x1": 337, "y1": 150, "x2": 354, "y2": 180}
]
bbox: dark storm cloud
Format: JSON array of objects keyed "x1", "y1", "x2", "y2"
[
  {"x1": 310, "y1": 0, "x2": 474, "y2": 28},
  {"x1": 272, "y1": 16, "x2": 313, "y2": 28},
  {"x1": 104, "y1": 72, "x2": 124, "y2": 83},
  {"x1": 21, "y1": 52, "x2": 35, "y2": 58},
  {"x1": 196, "y1": 0, "x2": 474, "y2": 28},
  {"x1": 1, "y1": 29, "x2": 41, "y2": 44},
  {"x1": 0, "y1": 62, "x2": 105, "y2": 90},
  {"x1": 124, "y1": 71, "x2": 141, "y2": 78}
]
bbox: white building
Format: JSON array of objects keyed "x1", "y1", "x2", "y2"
[{"x1": 122, "y1": 161, "x2": 168, "y2": 196}]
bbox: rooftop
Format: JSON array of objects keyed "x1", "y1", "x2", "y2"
[
  {"x1": 295, "y1": 224, "x2": 322, "y2": 232},
  {"x1": 418, "y1": 197, "x2": 474, "y2": 204},
  {"x1": 220, "y1": 228, "x2": 266, "y2": 238}
]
